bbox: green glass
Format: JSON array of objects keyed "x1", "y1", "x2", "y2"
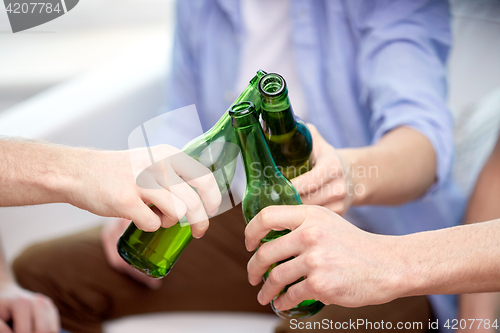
[
  {"x1": 259, "y1": 73, "x2": 313, "y2": 180},
  {"x1": 117, "y1": 70, "x2": 268, "y2": 278},
  {"x1": 230, "y1": 101, "x2": 324, "y2": 319}
]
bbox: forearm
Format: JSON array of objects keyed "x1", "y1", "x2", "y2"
[
  {"x1": 0, "y1": 138, "x2": 84, "y2": 207},
  {"x1": 338, "y1": 126, "x2": 436, "y2": 205},
  {"x1": 396, "y1": 220, "x2": 500, "y2": 297}
]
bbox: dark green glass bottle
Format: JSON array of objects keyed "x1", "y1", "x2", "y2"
[
  {"x1": 230, "y1": 101, "x2": 324, "y2": 319},
  {"x1": 259, "y1": 73, "x2": 313, "y2": 180},
  {"x1": 117, "y1": 70, "x2": 267, "y2": 278}
]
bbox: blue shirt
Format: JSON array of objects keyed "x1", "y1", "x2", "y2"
[{"x1": 153, "y1": 0, "x2": 467, "y2": 330}]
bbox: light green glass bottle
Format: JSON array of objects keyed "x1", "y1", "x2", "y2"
[
  {"x1": 230, "y1": 101, "x2": 324, "y2": 319},
  {"x1": 259, "y1": 73, "x2": 313, "y2": 180},
  {"x1": 117, "y1": 70, "x2": 267, "y2": 278}
]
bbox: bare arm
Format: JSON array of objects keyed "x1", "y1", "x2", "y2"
[
  {"x1": 292, "y1": 125, "x2": 436, "y2": 214},
  {"x1": 340, "y1": 126, "x2": 436, "y2": 205},
  {"x1": 0, "y1": 138, "x2": 221, "y2": 237},
  {"x1": 458, "y1": 135, "x2": 500, "y2": 331},
  {"x1": 245, "y1": 206, "x2": 500, "y2": 310}
]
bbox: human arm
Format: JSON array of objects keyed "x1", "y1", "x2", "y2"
[
  {"x1": 245, "y1": 205, "x2": 500, "y2": 310},
  {"x1": 458, "y1": 135, "x2": 500, "y2": 332},
  {"x1": 0, "y1": 139, "x2": 221, "y2": 238},
  {"x1": 0, "y1": 239, "x2": 59, "y2": 332},
  {"x1": 292, "y1": 124, "x2": 436, "y2": 215},
  {"x1": 293, "y1": 0, "x2": 453, "y2": 215}
]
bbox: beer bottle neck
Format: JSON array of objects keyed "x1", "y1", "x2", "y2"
[
  {"x1": 259, "y1": 73, "x2": 297, "y2": 136},
  {"x1": 230, "y1": 102, "x2": 281, "y2": 183}
]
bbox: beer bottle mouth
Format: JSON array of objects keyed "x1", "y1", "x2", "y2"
[
  {"x1": 229, "y1": 101, "x2": 260, "y2": 128},
  {"x1": 229, "y1": 101, "x2": 255, "y2": 117},
  {"x1": 259, "y1": 73, "x2": 286, "y2": 97}
]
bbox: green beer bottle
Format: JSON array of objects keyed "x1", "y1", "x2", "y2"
[
  {"x1": 259, "y1": 73, "x2": 313, "y2": 180},
  {"x1": 230, "y1": 101, "x2": 324, "y2": 319},
  {"x1": 117, "y1": 70, "x2": 267, "y2": 278}
]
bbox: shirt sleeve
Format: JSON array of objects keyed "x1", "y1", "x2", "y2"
[
  {"x1": 147, "y1": 0, "x2": 202, "y2": 149},
  {"x1": 354, "y1": 0, "x2": 454, "y2": 192}
]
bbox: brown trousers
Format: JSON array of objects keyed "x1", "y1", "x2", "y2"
[{"x1": 13, "y1": 205, "x2": 432, "y2": 333}]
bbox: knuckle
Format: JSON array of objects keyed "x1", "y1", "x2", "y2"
[
  {"x1": 259, "y1": 206, "x2": 277, "y2": 226},
  {"x1": 16, "y1": 297, "x2": 31, "y2": 309},
  {"x1": 307, "y1": 275, "x2": 327, "y2": 295},
  {"x1": 305, "y1": 251, "x2": 324, "y2": 269},
  {"x1": 298, "y1": 228, "x2": 322, "y2": 246},
  {"x1": 255, "y1": 245, "x2": 269, "y2": 263},
  {"x1": 117, "y1": 191, "x2": 137, "y2": 208},
  {"x1": 267, "y1": 268, "x2": 281, "y2": 286}
]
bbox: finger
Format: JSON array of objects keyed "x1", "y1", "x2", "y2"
[
  {"x1": 137, "y1": 169, "x2": 188, "y2": 225},
  {"x1": 140, "y1": 188, "x2": 187, "y2": 228},
  {"x1": 324, "y1": 201, "x2": 347, "y2": 216},
  {"x1": 306, "y1": 124, "x2": 331, "y2": 155},
  {"x1": 245, "y1": 206, "x2": 308, "y2": 252},
  {"x1": 247, "y1": 235, "x2": 301, "y2": 286},
  {"x1": 298, "y1": 178, "x2": 345, "y2": 206},
  {"x1": 169, "y1": 152, "x2": 222, "y2": 215},
  {"x1": 32, "y1": 296, "x2": 58, "y2": 333},
  {"x1": 272, "y1": 279, "x2": 312, "y2": 312},
  {"x1": 291, "y1": 125, "x2": 342, "y2": 196},
  {"x1": 162, "y1": 164, "x2": 209, "y2": 238},
  {"x1": 306, "y1": 124, "x2": 324, "y2": 143},
  {"x1": 291, "y1": 159, "x2": 342, "y2": 196},
  {"x1": 12, "y1": 300, "x2": 32, "y2": 333},
  {"x1": 257, "y1": 258, "x2": 307, "y2": 306},
  {"x1": 0, "y1": 321, "x2": 13, "y2": 333},
  {"x1": 127, "y1": 200, "x2": 162, "y2": 232}
]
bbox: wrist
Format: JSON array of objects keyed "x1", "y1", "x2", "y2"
[
  {"x1": 41, "y1": 145, "x2": 89, "y2": 206},
  {"x1": 391, "y1": 233, "x2": 432, "y2": 299},
  {"x1": 371, "y1": 234, "x2": 421, "y2": 301}
]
